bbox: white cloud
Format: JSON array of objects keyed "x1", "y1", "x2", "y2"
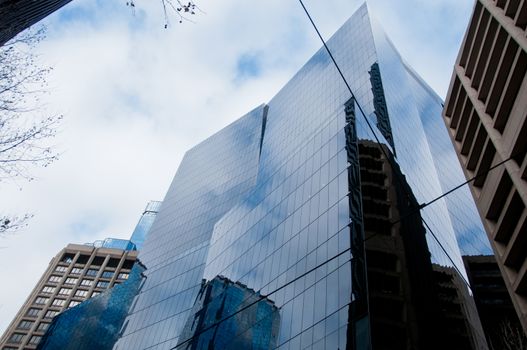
[{"x1": 0, "y1": 0, "x2": 472, "y2": 334}]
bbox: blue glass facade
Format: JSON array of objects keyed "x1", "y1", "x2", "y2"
[
  {"x1": 130, "y1": 201, "x2": 162, "y2": 250},
  {"x1": 37, "y1": 263, "x2": 146, "y2": 350},
  {"x1": 114, "y1": 5, "x2": 488, "y2": 349},
  {"x1": 177, "y1": 276, "x2": 280, "y2": 350},
  {"x1": 85, "y1": 238, "x2": 137, "y2": 251}
]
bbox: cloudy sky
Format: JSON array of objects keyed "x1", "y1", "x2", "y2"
[{"x1": 0, "y1": 0, "x2": 474, "y2": 334}]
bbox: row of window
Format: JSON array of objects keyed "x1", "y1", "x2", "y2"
[
  {"x1": 48, "y1": 271, "x2": 128, "y2": 283},
  {"x1": 26, "y1": 308, "x2": 59, "y2": 319},
  {"x1": 46, "y1": 275, "x2": 120, "y2": 287},
  {"x1": 16, "y1": 320, "x2": 49, "y2": 332},
  {"x1": 8, "y1": 333, "x2": 41, "y2": 345},
  {"x1": 60, "y1": 253, "x2": 134, "y2": 270}
]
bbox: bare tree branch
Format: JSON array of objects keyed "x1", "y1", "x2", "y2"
[
  {"x1": 0, "y1": 27, "x2": 61, "y2": 236},
  {"x1": 126, "y1": 1, "x2": 203, "y2": 27},
  {"x1": 0, "y1": 213, "x2": 32, "y2": 237},
  {"x1": 0, "y1": 27, "x2": 61, "y2": 183}
]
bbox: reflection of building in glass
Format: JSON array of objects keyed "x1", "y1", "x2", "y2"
[
  {"x1": 0, "y1": 241, "x2": 137, "y2": 350},
  {"x1": 0, "y1": 0, "x2": 73, "y2": 46},
  {"x1": 130, "y1": 200, "x2": 162, "y2": 250},
  {"x1": 115, "y1": 5, "x2": 490, "y2": 349},
  {"x1": 176, "y1": 276, "x2": 280, "y2": 350},
  {"x1": 442, "y1": 0, "x2": 527, "y2": 333},
  {"x1": 35, "y1": 262, "x2": 146, "y2": 350},
  {"x1": 359, "y1": 140, "x2": 486, "y2": 349}
]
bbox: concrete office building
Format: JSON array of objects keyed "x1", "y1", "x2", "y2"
[
  {"x1": 442, "y1": 0, "x2": 527, "y2": 332},
  {"x1": 464, "y1": 255, "x2": 526, "y2": 348},
  {"x1": 0, "y1": 239, "x2": 137, "y2": 350}
]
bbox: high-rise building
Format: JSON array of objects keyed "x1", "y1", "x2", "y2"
[
  {"x1": 114, "y1": 4, "x2": 490, "y2": 349},
  {"x1": 442, "y1": 0, "x2": 527, "y2": 333},
  {"x1": 0, "y1": 0, "x2": 73, "y2": 46},
  {"x1": 464, "y1": 255, "x2": 526, "y2": 348},
  {"x1": 0, "y1": 239, "x2": 137, "y2": 350},
  {"x1": 0, "y1": 200, "x2": 159, "y2": 350},
  {"x1": 35, "y1": 262, "x2": 147, "y2": 350}
]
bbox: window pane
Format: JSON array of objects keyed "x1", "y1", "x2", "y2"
[
  {"x1": 37, "y1": 322, "x2": 50, "y2": 332},
  {"x1": 58, "y1": 288, "x2": 72, "y2": 295},
  {"x1": 86, "y1": 269, "x2": 98, "y2": 277},
  {"x1": 101, "y1": 271, "x2": 113, "y2": 279},
  {"x1": 34, "y1": 297, "x2": 48, "y2": 305},
  {"x1": 8, "y1": 333, "x2": 25, "y2": 343},
  {"x1": 29, "y1": 335, "x2": 42, "y2": 345},
  {"x1": 17, "y1": 320, "x2": 34, "y2": 330},
  {"x1": 41, "y1": 286, "x2": 55, "y2": 294},
  {"x1": 52, "y1": 299, "x2": 66, "y2": 306},
  {"x1": 26, "y1": 308, "x2": 41, "y2": 317}
]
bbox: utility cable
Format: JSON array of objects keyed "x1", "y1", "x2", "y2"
[
  {"x1": 390, "y1": 154, "x2": 515, "y2": 227},
  {"x1": 296, "y1": 0, "x2": 480, "y2": 291},
  {"x1": 170, "y1": 247, "x2": 353, "y2": 349}
]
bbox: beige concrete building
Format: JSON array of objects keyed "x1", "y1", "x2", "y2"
[
  {"x1": 443, "y1": 0, "x2": 527, "y2": 333},
  {"x1": 0, "y1": 241, "x2": 138, "y2": 350}
]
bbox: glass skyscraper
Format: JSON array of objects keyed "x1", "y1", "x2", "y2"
[{"x1": 114, "y1": 4, "x2": 490, "y2": 349}]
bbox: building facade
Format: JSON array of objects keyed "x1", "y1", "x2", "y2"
[
  {"x1": 0, "y1": 0, "x2": 73, "y2": 46},
  {"x1": 130, "y1": 201, "x2": 162, "y2": 250},
  {"x1": 442, "y1": 0, "x2": 527, "y2": 333},
  {"x1": 114, "y1": 4, "x2": 489, "y2": 349},
  {"x1": 0, "y1": 240, "x2": 137, "y2": 350},
  {"x1": 35, "y1": 262, "x2": 147, "y2": 350},
  {"x1": 464, "y1": 255, "x2": 526, "y2": 348}
]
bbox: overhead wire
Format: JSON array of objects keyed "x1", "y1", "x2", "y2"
[
  {"x1": 296, "y1": 0, "x2": 488, "y2": 289},
  {"x1": 170, "y1": 2, "x2": 511, "y2": 348}
]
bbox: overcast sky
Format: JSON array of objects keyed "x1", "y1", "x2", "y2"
[{"x1": 0, "y1": 0, "x2": 474, "y2": 334}]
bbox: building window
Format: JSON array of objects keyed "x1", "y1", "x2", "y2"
[
  {"x1": 28, "y1": 335, "x2": 42, "y2": 345},
  {"x1": 51, "y1": 299, "x2": 66, "y2": 307},
  {"x1": 48, "y1": 275, "x2": 61, "y2": 283},
  {"x1": 54, "y1": 265, "x2": 67, "y2": 273},
  {"x1": 122, "y1": 259, "x2": 134, "y2": 269},
  {"x1": 80, "y1": 279, "x2": 93, "y2": 287},
  {"x1": 34, "y1": 297, "x2": 49, "y2": 305},
  {"x1": 117, "y1": 272, "x2": 129, "y2": 280},
  {"x1": 3, "y1": 347, "x2": 18, "y2": 350},
  {"x1": 91, "y1": 256, "x2": 104, "y2": 266},
  {"x1": 70, "y1": 267, "x2": 83, "y2": 275},
  {"x1": 8, "y1": 333, "x2": 25, "y2": 344},
  {"x1": 97, "y1": 281, "x2": 110, "y2": 289},
  {"x1": 75, "y1": 289, "x2": 89, "y2": 297},
  {"x1": 61, "y1": 253, "x2": 74, "y2": 264},
  {"x1": 85, "y1": 269, "x2": 98, "y2": 277},
  {"x1": 37, "y1": 322, "x2": 50, "y2": 332},
  {"x1": 44, "y1": 310, "x2": 59, "y2": 319},
  {"x1": 41, "y1": 286, "x2": 55, "y2": 294},
  {"x1": 101, "y1": 270, "x2": 113, "y2": 279},
  {"x1": 91, "y1": 291, "x2": 101, "y2": 297},
  {"x1": 58, "y1": 287, "x2": 72, "y2": 296},
  {"x1": 64, "y1": 277, "x2": 78, "y2": 285},
  {"x1": 68, "y1": 300, "x2": 81, "y2": 308},
  {"x1": 26, "y1": 308, "x2": 41, "y2": 317},
  {"x1": 17, "y1": 320, "x2": 34, "y2": 330}
]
